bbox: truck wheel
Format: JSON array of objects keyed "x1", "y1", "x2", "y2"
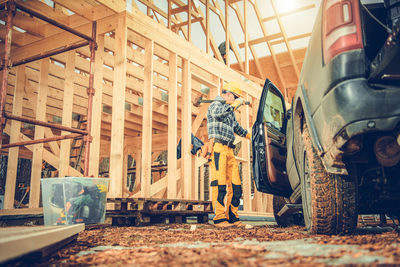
[
  {"x1": 273, "y1": 195, "x2": 304, "y2": 227},
  {"x1": 301, "y1": 126, "x2": 357, "y2": 234}
]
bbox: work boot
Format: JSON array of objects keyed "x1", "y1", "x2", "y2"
[
  {"x1": 232, "y1": 221, "x2": 253, "y2": 229},
  {"x1": 214, "y1": 221, "x2": 234, "y2": 228}
]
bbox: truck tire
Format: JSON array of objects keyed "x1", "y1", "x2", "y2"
[{"x1": 301, "y1": 125, "x2": 357, "y2": 234}]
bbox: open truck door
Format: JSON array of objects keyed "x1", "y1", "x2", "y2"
[{"x1": 251, "y1": 79, "x2": 292, "y2": 197}]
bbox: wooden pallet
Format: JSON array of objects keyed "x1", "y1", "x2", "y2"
[
  {"x1": 358, "y1": 214, "x2": 399, "y2": 226},
  {"x1": 106, "y1": 198, "x2": 213, "y2": 226}
]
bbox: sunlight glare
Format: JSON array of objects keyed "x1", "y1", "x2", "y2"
[{"x1": 275, "y1": 0, "x2": 300, "y2": 14}]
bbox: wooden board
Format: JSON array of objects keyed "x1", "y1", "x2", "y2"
[{"x1": 0, "y1": 224, "x2": 84, "y2": 263}]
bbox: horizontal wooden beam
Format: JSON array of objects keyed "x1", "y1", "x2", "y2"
[
  {"x1": 171, "y1": 5, "x2": 188, "y2": 14},
  {"x1": 8, "y1": 13, "x2": 117, "y2": 63},
  {"x1": 52, "y1": 0, "x2": 96, "y2": 21},
  {"x1": 229, "y1": 0, "x2": 244, "y2": 4},
  {"x1": 0, "y1": 10, "x2": 45, "y2": 38},
  {"x1": 15, "y1": 0, "x2": 70, "y2": 25},
  {"x1": 238, "y1": 32, "x2": 312, "y2": 49},
  {"x1": 96, "y1": 0, "x2": 126, "y2": 13},
  {"x1": 262, "y1": 4, "x2": 316, "y2": 22},
  {"x1": 238, "y1": 33, "x2": 282, "y2": 48},
  {"x1": 171, "y1": 17, "x2": 203, "y2": 29},
  {"x1": 270, "y1": 32, "x2": 311, "y2": 46}
]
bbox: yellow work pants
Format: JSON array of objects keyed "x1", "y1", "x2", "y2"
[{"x1": 210, "y1": 142, "x2": 242, "y2": 224}]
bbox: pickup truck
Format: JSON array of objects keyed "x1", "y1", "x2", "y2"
[{"x1": 252, "y1": 0, "x2": 400, "y2": 234}]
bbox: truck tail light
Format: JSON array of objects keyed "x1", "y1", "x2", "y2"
[{"x1": 322, "y1": 0, "x2": 363, "y2": 64}]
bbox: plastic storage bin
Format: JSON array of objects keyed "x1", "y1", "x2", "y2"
[{"x1": 41, "y1": 177, "x2": 109, "y2": 225}]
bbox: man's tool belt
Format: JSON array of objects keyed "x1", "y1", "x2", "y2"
[{"x1": 214, "y1": 138, "x2": 235, "y2": 149}]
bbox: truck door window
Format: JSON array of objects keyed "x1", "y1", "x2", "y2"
[{"x1": 263, "y1": 89, "x2": 284, "y2": 131}]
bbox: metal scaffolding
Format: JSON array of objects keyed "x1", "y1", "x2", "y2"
[{"x1": 0, "y1": 0, "x2": 97, "y2": 176}]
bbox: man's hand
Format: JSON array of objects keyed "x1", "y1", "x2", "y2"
[
  {"x1": 246, "y1": 132, "x2": 251, "y2": 140},
  {"x1": 231, "y1": 98, "x2": 244, "y2": 111},
  {"x1": 201, "y1": 138, "x2": 214, "y2": 160}
]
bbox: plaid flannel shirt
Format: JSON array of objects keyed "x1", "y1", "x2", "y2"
[{"x1": 207, "y1": 96, "x2": 248, "y2": 143}]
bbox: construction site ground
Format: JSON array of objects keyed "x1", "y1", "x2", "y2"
[{"x1": 5, "y1": 219, "x2": 400, "y2": 266}]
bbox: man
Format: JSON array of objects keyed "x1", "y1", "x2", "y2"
[
  {"x1": 207, "y1": 81, "x2": 252, "y2": 229},
  {"x1": 218, "y1": 41, "x2": 233, "y2": 64}
]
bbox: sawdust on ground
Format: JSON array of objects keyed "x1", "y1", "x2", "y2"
[{"x1": 11, "y1": 223, "x2": 400, "y2": 267}]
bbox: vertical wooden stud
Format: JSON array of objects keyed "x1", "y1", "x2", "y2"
[
  {"x1": 135, "y1": 151, "x2": 142, "y2": 192},
  {"x1": 188, "y1": 0, "x2": 192, "y2": 42},
  {"x1": 109, "y1": 14, "x2": 127, "y2": 198},
  {"x1": 4, "y1": 66, "x2": 25, "y2": 209},
  {"x1": 181, "y1": 58, "x2": 192, "y2": 199},
  {"x1": 241, "y1": 94, "x2": 251, "y2": 212},
  {"x1": 225, "y1": 0, "x2": 229, "y2": 66},
  {"x1": 206, "y1": 0, "x2": 210, "y2": 54},
  {"x1": 199, "y1": 165, "x2": 204, "y2": 200},
  {"x1": 217, "y1": 78, "x2": 222, "y2": 96},
  {"x1": 141, "y1": 38, "x2": 154, "y2": 198},
  {"x1": 192, "y1": 156, "x2": 198, "y2": 199},
  {"x1": 123, "y1": 151, "x2": 128, "y2": 196},
  {"x1": 244, "y1": 0, "x2": 249, "y2": 74},
  {"x1": 89, "y1": 34, "x2": 105, "y2": 177},
  {"x1": 29, "y1": 58, "x2": 50, "y2": 208},
  {"x1": 168, "y1": 0, "x2": 172, "y2": 29},
  {"x1": 59, "y1": 50, "x2": 75, "y2": 177},
  {"x1": 167, "y1": 52, "x2": 177, "y2": 199}
]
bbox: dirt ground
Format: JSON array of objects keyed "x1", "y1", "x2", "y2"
[{"x1": 10, "y1": 220, "x2": 400, "y2": 267}]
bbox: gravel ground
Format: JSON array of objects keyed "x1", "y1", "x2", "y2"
[{"x1": 8, "y1": 221, "x2": 400, "y2": 267}]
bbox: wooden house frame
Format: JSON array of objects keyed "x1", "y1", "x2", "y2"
[{"x1": 1, "y1": 0, "x2": 318, "y2": 216}]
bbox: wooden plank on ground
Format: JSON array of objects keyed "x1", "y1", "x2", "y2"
[
  {"x1": 0, "y1": 224, "x2": 84, "y2": 263},
  {"x1": 238, "y1": 211, "x2": 273, "y2": 218},
  {"x1": 109, "y1": 14, "x2": 127, "y2": 198},
  {"x1": 141, "y1": 38, "x2": 154, "y2": 198},
  {"x1": 29, "y1": 59, "x2": 49, "y2": 208},
  {"x1": 4, "y1": 66, "x2": 25, "y2": 209},
  {"x1": 0, "y1": 208, "x2": 43, "y2": 216}
]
